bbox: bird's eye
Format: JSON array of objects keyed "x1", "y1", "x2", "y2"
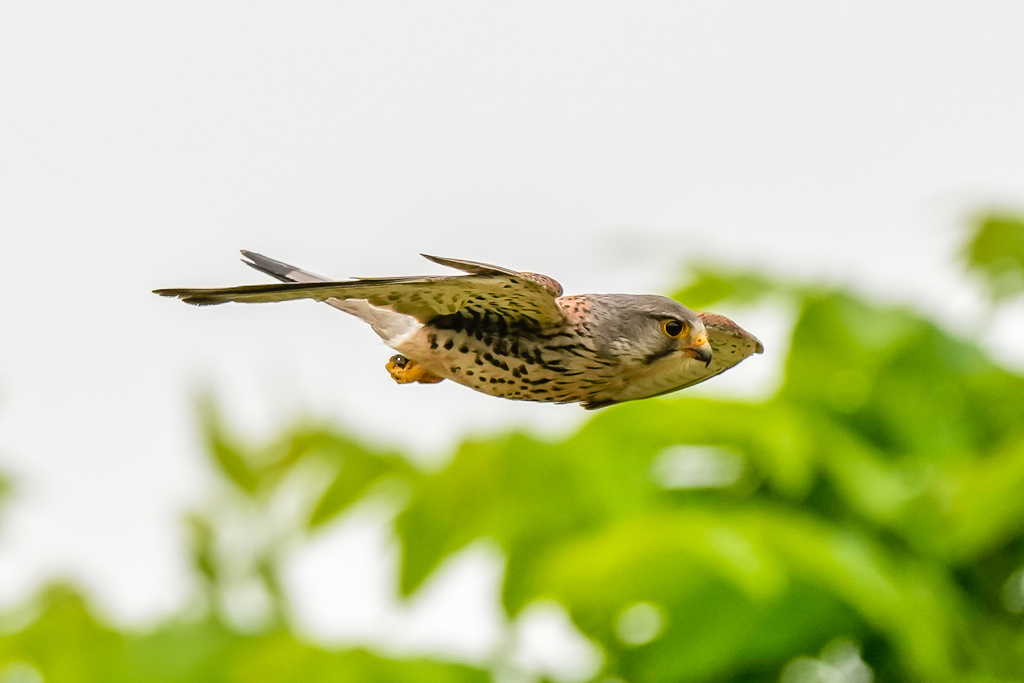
[{"x1": 662, "y1": 319, "x2": 687, "y2": 337}]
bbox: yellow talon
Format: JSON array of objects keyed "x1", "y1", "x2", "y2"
[{"x1": 386, "y1": 355, "x2": 445, "y2": 384}]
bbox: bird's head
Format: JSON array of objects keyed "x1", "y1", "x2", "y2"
[{"x1": 592, "y1": 295, "x2": 712, "y2": 368}]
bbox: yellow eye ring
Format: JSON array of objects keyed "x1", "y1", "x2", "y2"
[{"x1": 661, "y1": 319, "x2": 687, "y2": 338}]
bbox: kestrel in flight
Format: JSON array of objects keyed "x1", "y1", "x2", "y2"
[{"x1": 155, "y1": 252, "x2": 762, "y2": 409}]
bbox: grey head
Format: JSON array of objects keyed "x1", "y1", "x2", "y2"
[{"x1": 585, "y1": 294, "x2": 712, "y2": 367}]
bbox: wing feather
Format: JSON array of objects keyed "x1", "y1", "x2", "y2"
[{"x1": 155, "y1": 252, "x2": 567, "y2": 327}]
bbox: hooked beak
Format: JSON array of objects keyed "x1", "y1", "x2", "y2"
[{"x1": 683, "y1": 335, "x2": 713, "y2": 367}]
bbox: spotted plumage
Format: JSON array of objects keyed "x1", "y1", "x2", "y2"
[{"x1": 154, "y1": 252, "x2": 763, "y2": 409}]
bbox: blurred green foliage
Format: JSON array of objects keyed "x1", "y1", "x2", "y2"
[
  {"x1": 965, "y1": 213, "x2": 1024, "y2": 302},
  {"x1": 0, "y1": 586, "x2": 486, "y2": 683},
  {"x1": 2, "y1": 214, "x2": 1024, "y2": 682}
]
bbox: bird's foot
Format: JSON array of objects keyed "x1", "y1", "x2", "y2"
[{"x1": 386, "y1": 355, "x2": 445, "y2": 384}]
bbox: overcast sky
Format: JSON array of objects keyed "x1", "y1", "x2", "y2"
[{"x1": 1, "y1": 1, "x2": 1023, "y2": 674}]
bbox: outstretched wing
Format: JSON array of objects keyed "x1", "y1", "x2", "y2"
[{"x1": 154, "y1": 251, "x2": 567, "y2": 328}]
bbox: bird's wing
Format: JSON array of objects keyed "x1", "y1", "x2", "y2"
[{"x1": 154, "y1": 251, "x2": 567, "y2": 328}]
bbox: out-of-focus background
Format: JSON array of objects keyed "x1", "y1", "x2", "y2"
[{"x1": 2, "y1": 3, "x2": 1024, "y2": 681}]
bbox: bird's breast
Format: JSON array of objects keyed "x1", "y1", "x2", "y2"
[{"x1": 395, "y1": 323, "x2": 617, "y2": 404}]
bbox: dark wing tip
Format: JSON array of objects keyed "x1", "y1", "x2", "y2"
[
  {"x1": 755, "y1": 340, "x2": 765, "y2": 354},
  {"x1": 421, "y1": 253, "x2": 460, "y2": 270},
  {"x1": 420, "y1": 254, "x2": 520, "y2": 277},
  {"x1": 239, "y1": 250, "x2": 307, "y2": 283},
  {"x1": 239, "y1": 250, "x2": 260, "y2": 268}
]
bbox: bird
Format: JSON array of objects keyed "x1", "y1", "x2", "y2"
[{"x1": 154, "y1": 252, "x2": 763, "y2": 409}]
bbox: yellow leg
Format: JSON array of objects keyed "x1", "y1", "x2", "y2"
[{"x1": 386, "y1": 355, "x2": 445, "y2": 384}]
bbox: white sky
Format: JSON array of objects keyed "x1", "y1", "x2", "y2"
[{"x1": 1, "y1": 1, "x2": 1023, "y2": 675}]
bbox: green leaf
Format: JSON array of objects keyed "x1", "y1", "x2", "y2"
[
  {"x1": 197, "y1": 399, "x2": 262, "y2": 495},
  {"x1": 184, "y1": 513, "x2": 218, "y2": 585},
  {"x1": 397, "y1": 434, "x2": 611, "y2": 601},
  {"x1": 306, "y1": 430, "x2": 413, "y2": 527},
  {"x1": 964, "y1": 212, "x2": 1024, "y2": 301},
  {"x1": 930, "y1": 435, "x2": 1024, "y2": 561}
]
